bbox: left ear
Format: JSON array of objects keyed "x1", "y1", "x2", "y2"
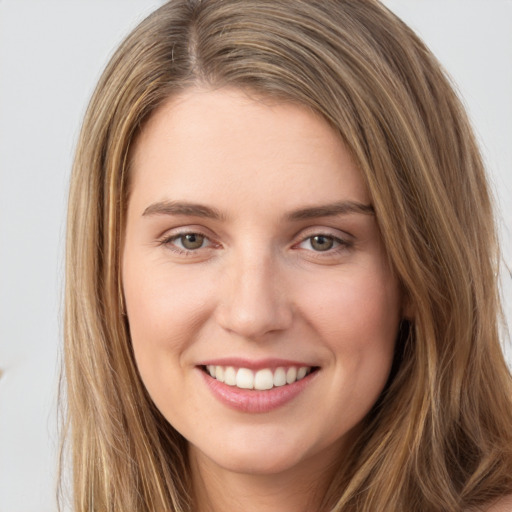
[{"x1": 400, "y1": 291, "x2": 415, "y2": 321}]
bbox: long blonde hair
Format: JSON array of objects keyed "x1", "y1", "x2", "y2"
[{"x1": 63, "y1": 1, "x2": 512, "y2": 510}]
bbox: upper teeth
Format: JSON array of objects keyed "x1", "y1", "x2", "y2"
[{"x1": 206, "y1": 365, "x2": 311, "y2": 390}]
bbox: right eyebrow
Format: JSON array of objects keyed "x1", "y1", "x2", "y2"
[{"x1": 142, "y1": 200, "x2": 226, "y2": 221}]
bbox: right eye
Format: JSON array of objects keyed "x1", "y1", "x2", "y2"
[
  {"x1": 173, "y1": 233, "x2": 207, "y2": 250},
  {"x1": 160, "y1": 231, "x2": 215, "y2": 254}
]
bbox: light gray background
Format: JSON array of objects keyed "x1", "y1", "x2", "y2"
[{"x1": 0, "y1": 1, "x2": 510, "y2": 511}]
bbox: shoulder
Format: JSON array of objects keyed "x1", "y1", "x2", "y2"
[{"x1": 480, "y1": 494, "x2": 512, "y2": 512}]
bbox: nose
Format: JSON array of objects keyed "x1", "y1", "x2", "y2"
[{"x1": 216, "y1": 250, "x2": 293, "y2": 340}]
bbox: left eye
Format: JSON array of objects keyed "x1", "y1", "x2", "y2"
[{"x1": 299, "y1": 235, "x2": 341, "y2": 252}]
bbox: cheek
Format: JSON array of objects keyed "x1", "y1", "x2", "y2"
[
  {"x1": 295, "y1": 264, "x2": 401, "y2": 380},
  {"x1": 300, "y1": 267, "x2": 400, "y2": 336},
  {"x1": 122, "y1": 260, "x2": 215, "y2": 371},
  {"x1": 122, "y1": 261, "x2": 218, "y2": 425}
]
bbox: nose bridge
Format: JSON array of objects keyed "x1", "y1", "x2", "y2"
[{"x1": 217, "y1": 243, "x2": 292, "y2": 339}]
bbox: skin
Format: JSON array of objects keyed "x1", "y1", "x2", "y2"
[
  {"x1": 122, "y1": 88, "x2": 403, "y2": 512},
  {"x1": 486, "y1": 496, "x2": 512, "y2": 512}
]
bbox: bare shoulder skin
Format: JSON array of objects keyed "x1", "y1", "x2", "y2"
[
  {"x1": 474, "y1": 495, "x2": 512, "y2": 512},
  {"x1": 487, "y1": 495, "x2": 512, "y2": 511}
]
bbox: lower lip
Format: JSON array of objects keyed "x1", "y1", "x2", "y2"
[{"x1": 199, "y1": 369, "x2": 317, "y2": 413}]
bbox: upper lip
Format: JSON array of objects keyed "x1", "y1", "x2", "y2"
[{"x1": 196, "y1": 357, "x2": 318, "y2": 371}]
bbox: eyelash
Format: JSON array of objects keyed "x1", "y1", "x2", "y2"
[{"x1": 158, "y1": 231, "x2": 353, "y2": 257}]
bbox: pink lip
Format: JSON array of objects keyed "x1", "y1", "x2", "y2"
[
  {"x1": 197, "y1": 357, "x2": 315, "y2": 371},
  {"x1": 198, "y1": 366, "x2": 318, "y2": 414}
]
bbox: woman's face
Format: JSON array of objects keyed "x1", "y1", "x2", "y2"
[{"x1": 123, "y1": 88, "x2": 402, "y2": 478}]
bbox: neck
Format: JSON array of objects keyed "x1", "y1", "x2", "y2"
[{"x1": 189, "y1": 447, "x2": 339, "y2": 512}]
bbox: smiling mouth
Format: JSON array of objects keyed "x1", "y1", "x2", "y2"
[{"x1": 201, "y1": 365, "x2": 318, "y2": 391}]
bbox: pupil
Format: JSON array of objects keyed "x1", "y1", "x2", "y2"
[
  {"x1": 182, "y1": 234, "x2": 204, "y2": 249},
  {"x1": 312, "y1": 235, "x2": 333, "y2": 251}
]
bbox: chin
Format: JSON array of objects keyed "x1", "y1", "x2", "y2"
[
  {"x1": 223, "y1": 452, "x2": 302, "y2": 475},
  {"x1": 208, "y1": 453, "x2": 305, "y2": 477},
  {"x1": 189, "y1": 426, "x2": 335, "y2": 478}
]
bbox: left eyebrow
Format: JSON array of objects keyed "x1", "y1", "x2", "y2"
[{"x1": 286, "y1": 201, "x2": 374, "y2": 221}]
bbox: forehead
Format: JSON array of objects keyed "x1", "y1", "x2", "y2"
[{"x1": 129, "y1": 87, "x2": 370, "y2": 214}]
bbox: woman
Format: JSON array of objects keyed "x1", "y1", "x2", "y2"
[{"x1": 63, "y1": 1, "x2": 512, "y2": 510}]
